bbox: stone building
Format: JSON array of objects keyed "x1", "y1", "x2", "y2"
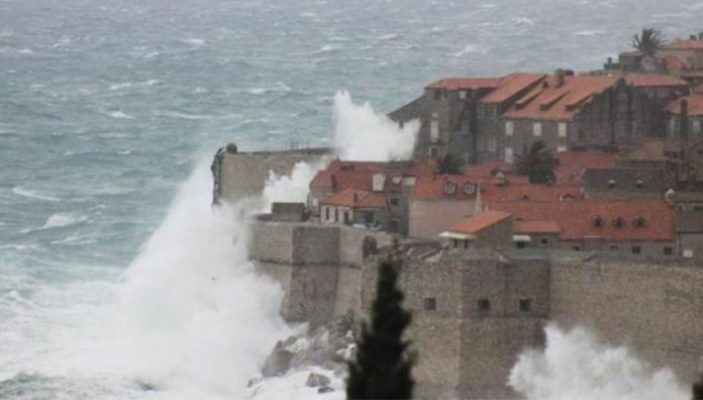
[
  {"x1": 666, "y1": 95, "x2": 703, "y2": 142},
  {"x1": 390, "y1": 71, "x2": 661, "y2": 166}
]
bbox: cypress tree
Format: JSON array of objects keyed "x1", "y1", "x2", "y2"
[
  {"x1": 347, "y1": 257, "x2": 415, "y2": 399},
  {"x1": 693, "y1": 375, "x2": 703, "y2": 400}
]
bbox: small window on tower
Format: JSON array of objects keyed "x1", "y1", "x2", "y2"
[
  {"x1": 423, "y1": 297, "x2": 437, "y2": 311},
  {"x1": 477, "y1": 298, "x2": 491, "y2": 312},
  {"x1": 519, "y1": 298, "x2": 532, "y2": 312}
]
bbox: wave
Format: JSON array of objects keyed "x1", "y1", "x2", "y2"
[
  {"x1": 12, "y1": 187, "x2": 60, "y2": 202},
  {"x1": 108, "y1": 111, "x2": 135, "y2": 119},
  {"x1": 40, "y1": 212, "x2": 89, "y2": 230}
]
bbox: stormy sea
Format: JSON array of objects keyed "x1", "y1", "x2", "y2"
[{"x1": 0, "y1": 0, "x2": 701, "y2": 398}]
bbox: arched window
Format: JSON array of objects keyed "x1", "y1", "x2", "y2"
[
  {"x1": 635, "y1": 179, "x2": 644, "y2": 189},
  {"x1": 592, "y1": 216, "x2": 604, "y2": 228},
  {"x1": 633, "y1": 216, "x2": 646, "y2": 228},
  {"x1": 607, "y1": 179, "x2": 617, "y2": 189},
  {"x1": 463, "y1": 182, "x2": 476, "y2": 195},
  {"x1": 613, "y1": 217, "x2": 626, "y2": 228},
  {"x1": 444, "y1": 182, "x2": 457, "y2": 195}
]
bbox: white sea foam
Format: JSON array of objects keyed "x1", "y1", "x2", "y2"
[
  {"x1": 333, "y1": 90, "x2": 418, "y2": 161},
  {"x1": 182, "y1": 38, "x2": 206, "y2": 46},
  {"x1": 261, "y1": 158, "x2": 330, "y2": 212},
  {"x1": 108, "y1": 111, "x2": 135, "y2": 119},
  {"x1": 40, "y1": 212, "x2": 89, "y2": 230},
  {"x1": 12, "y1": 187, "x2": 60, "y2": 202},
  {"x1": 451, "y1": 44, "x2": 485, "y2": 57},
  {"x1": 509, "y1": 324, "x2": 687, "y2": 400}
]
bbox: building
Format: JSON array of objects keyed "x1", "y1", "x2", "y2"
[{"x1": 439, "y1": 210, "x2": 513, "y2": 250}]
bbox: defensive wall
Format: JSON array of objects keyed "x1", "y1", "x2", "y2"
[
  {"x1": 216, "y1": 147, "x2": 330, "y2": 202},
  {"x1": 247, "y1": 220, "x2": 703, "y2": 398}
]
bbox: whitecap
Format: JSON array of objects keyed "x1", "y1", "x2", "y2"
[
  {"x1": 109, "y1": 82, "x2": 133, "y2": 91},
  {"x1": 314, "y1": 44, "x2": 341, "y2": 54},
  {"x1": 108, "y1": 111, "x2": 134, "y2": 119},
  {"x1": 300, "y1": 11, "x2": 317, "y2": 18},
  {"x1": 117, "y1": 149, "x2": 133, "y2": 155},
  {"x1": 247, "y1": 88, "x2": 269, "y2": 96},
  {"x1": 451, "y1": 44, "x2": 485, "y2": 57},
  {"x1": 182, "y1": 38, "x2": 206, "y2": 46},
  {"x1": 40, "y1": 212, "x2": 89, "y2": 230},
  {"x1": 12, "y1": 187, "x2": 60, "y2": 202},
  {"x1": 512, "y1": 17, "x2": 535, "y2": 26},
  {"x1": 379, "y1": 33, "x2": 399, "y2": 41},
  {"x1": 575, "y1": 29, "x2": 605, "y2": 36}
]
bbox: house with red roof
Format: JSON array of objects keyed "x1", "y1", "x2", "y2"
[{"x1": 439, "y1": 210, "x2": 513, "y2": 250}]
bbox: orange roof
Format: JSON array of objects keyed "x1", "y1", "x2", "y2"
[
  {"x1": 666, "y1": 94, "x2": 703, "y2": 116},
  {"x1": 480, "y1": 73, "x2": 546, "y2": 104},
  {"x1": 621, "y1": 73, "x2": 688, "y2": 88},
  {"x1": 513, "y1": 220, "x2": 561, "y2": 234},
  {"x1": 321, "y1": 190, "x2": 386, "y2": 208},
  {"x1": 554, "y1": 151, "x2": 618, "y2": 185},
  {"x1": 659, "y1": 54, "x2": 688, "y2": 71},
  {"x1": 427, "y1": 77, "x2": 500, "y2": 90},
  {"x1": 665, "y1": 38, "x2": 703, "y2": 50},
  {"x1": 491, "y1": 200, "x2": 673, "y2": 241},
  {"x1": 447, "y1": 210, "x2": 512, "y2": 234},
  {"x1": 481, "y1": 182, "x2": 583, "y2": 203},
  {"x1": 503, "y1": 75, "x2": 618, "y2": 121},
  {"x1": 310, "y1": 160, "x2": 436, "y2": 193},
  {"x1": 412, "y1": 175, "x2": 484, "y2": 201}
]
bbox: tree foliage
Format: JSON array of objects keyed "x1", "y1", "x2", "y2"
[
  {"x1": 515, "y1": 141, "x2": 558, "y2": 184},
  {"x1": 438, "y1": 153, "x2": 463, "y2": 175},
  {"x1": 631, "y1": 27, "x2": 664, "y2": 55},
  {"x1": 347, "y1": 258, "x2": 415, "y2": 400}
]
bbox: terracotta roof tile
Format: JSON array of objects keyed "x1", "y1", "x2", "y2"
[
  {"x1": 321, "y1": 190, "x2": 386, "y2": 208},
  {"x1": 480, "y1": 73, "x2": 547, "y2": 104},
  {"x1": 666, "y1": 94, "x2": 703, "y2": 116},
  {"x1": 665, "y1": 38, "x2": 703, "y2": 50},
  {"x1": 503, "y1": 75, "x2": 618, "y2": 121},
  {"x1": 490, "y1": 200, "x2": 674, "y2": 241},
  {"x1": 620, "y1": 73, "x2": 688, "y2": 87},
  {"x1": 310, "y1": 160, "x2": 436, "y2": 192},
  {"x1": 659, "y1": 54, "x2": 688, "y2": 71},
  {"x1": 513, "y1": 220, "x2": 561, "y2": 234},
  {"x1": 427, "y1": 77, "x2": 501, "y2": 90},
  {"x1": 447, "y1": 210, "x2": 512, "y2": 234}
]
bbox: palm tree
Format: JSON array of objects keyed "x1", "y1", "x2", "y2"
[
  {"x1": 515, "y1": 141, "x2": 558, "y2": 184},
  {"x1": 631, "y1": 28, "x2": 664, "y2": 56}
]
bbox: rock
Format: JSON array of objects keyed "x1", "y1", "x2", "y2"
[
  {"x1": 305, "y1": 372, "x2": 331, "y2": 388},
  {"x1": 318, "y1": 386, "x2": 334, "y2": 394},
  {"x1": 261, "y1": 341, "x2": 295, "y2": 377}
]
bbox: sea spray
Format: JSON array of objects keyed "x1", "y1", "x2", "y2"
[
  {"x1": 333, "y1": 90, "x2": 419, "y2": 161},
  {"x1": 115, "y1": 163, "x2": 292, "y2": 399},
  {"x1": 509, "y1": 324, "x2": 688, "y2": 400}
]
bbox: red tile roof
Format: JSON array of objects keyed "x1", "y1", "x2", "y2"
[
  {"x1": 412, "y1": 175, "x2": 484, "y2": 201},
  {"x1": 621, "y1": 73, "x2": 688, "y2": 88},
  {"x1": 503, "y1": 75, "x2": 618, "y2": 121},
  {"x1": 659, "y1": 54, "x2": 688, "y2": 71},
  {"x1": 554, "y1": 151, "x2": 618, "y2": 185},
  {"x1": 447, "y1": 210, "x2": 512, "y2": 234},
  {"x1": 513, "y1": 220, "x2": 561, "y2": 234},
  {"x1": 481, "y1": 183, "x2": 583, "y2": 203},
  {"x1": 321, "y1": 190, "x2": 386, "y2": 208},
  {"x1": 490, "y1": 200, "x2": 674, "y2": 241},
  {"x1": 666, "y1": 94, "x2": 703, "y2": 116},
  {"x1": 427, "y1": 77, "x2": 501, "y2": 90},
  {"x1": 664, "y1": 38, "x2": 703, "y2": 50},
  {"x1": 480, "y1": 73, "x2": 546, "y2": 104},
  {"x1": 310, "y1": 160, "x2": 436, "y2": 192}
]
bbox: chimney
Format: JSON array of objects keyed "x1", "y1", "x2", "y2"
[{"x1": 555, "y1": 69, "x2": 565, "y2": 88}]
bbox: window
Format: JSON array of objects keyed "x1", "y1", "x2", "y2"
[
  {"x1": 608, "y1": 180, "x2": 617, "y2": 189},
  {"x1": 389, "y1": 197, "x2": 400, "y2": 206},
  {"x1": 664, "y1": 246, "x2": 673, "y2": 256},
  {"x1": 430, "y1": 119, "x2": 439, "y2": 142},
  {"x1": 610, "y1": 245, "x2": 619, "y2": 251},
  {"x1": 487, "y1": 136, "x2": 497, "y2": 152},
  {"x1": 477, "y1": 298, "x2": 491, "y2": 312},
  {"x1": 572, "y1": 245, "x2": 581, "y2": 251},
  {"x1": 519, "y1": 298, "x2": 532, "y2": 312},
  {"x1": 516, "y1": 241, "x2": 526, "y2": 249},
  {"x1": 541, "y1": 238, "x2": 549, "y2": 245},
  {"x1": 459, "y1": 90, "x2": 467, "y2": 100},
  {"x1": 533, "y1": 122, "x2": 542, "y2": 137},
  {"x1": 505, "y1": 147, "x2": 514, "y2": 164},
  {"x1": 613, "y1": 217, "x2": 625, "y2": 228},
  {"x1": 694, "y1": 120, "x2": 702, "y2": 136},
  {"x1": 423, "y1": 297, "x2": 437, "y2": 311},
  {"x1": 633, "y1": 216, "x2": 646, "y2": 228},
  {"x1": 632, "y1": 246, "x2": 641, "y2": 254},
  {"x1": 505, "y1": 121, "x2": 514, "y2": 136},
  {"x1": 444, "y1": 182, "x2": 457, "y2": 195},
  {"x1": 434, "y1": 89, "x2": 441, "y2": 100},
  {"x1": 364, "y1": 211, "x2": 374, "y2": 224},
  {"x1": 388, "y1": 219, "x2": 399, "y2": 233},
  {"x1": 429, "y1": 146, "x2": 439, "y2": 159},
  {"x1": 334, "y1": 208, "x2": 338, "y2": 222},
  {"x1": 325, "y1": 207, "x2": 330, "y2": 221},
  {"x1": 635, "y1": 179, "x2": 644, "y2": 189},
  {"x1": 668, "y1": 119, "x2": 676, "y2": 136},
  {"x1": 557, "y1": 145, "x2": 567, "y2": 153},
  {"x1": 452, "y1": 239, "x2": 458, "y2": 248},
  {"x1": 558, "y1": 122, "x2": 568, "y2": 138},
  {"x1": 592, "y1": 216, "x2": 604, "y2": 228},
  {"x1": 464, "y1": 240, "x2": 469, "y2": 249},
  {"x1": 463, "y1": 183, "x2": 476, "y2": 195}
]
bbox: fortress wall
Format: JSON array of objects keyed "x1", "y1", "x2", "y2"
[
  {"x1": 250, "y1": 222, "x2": 296, "y2": 263},
  {"x1": 333, "y1": 266, "x2": 363, "y2": 318},
  {"x1": 219, "y1": 149, "x2": 328, "y2": 201},
  {"x1": 550, "y1": 258, "x2": 703, "y2": 382}
]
